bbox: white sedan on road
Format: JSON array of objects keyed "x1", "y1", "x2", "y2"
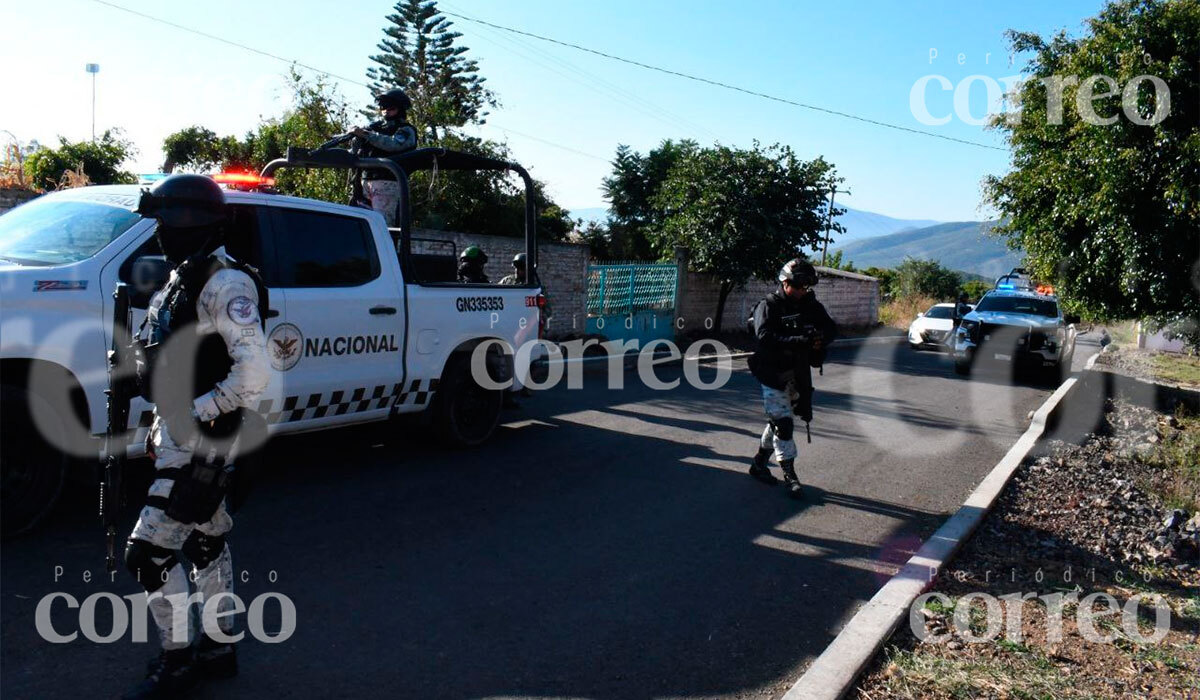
[{"x1": 908, "y1": 302, "x2": 968, "y2": 351}]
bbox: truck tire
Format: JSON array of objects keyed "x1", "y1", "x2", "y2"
[
  {"x1": 433, "y1": 354, "x2": 503, "y2": 448},
  {"x1": 1, "y1": 385, "x2": 68, "y2": 537},
  {"x1": 953, "y1": 358, "x2": 972, "y2": 376}
]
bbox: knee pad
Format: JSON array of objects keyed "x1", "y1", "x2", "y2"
[
  {"x1": 182, "y1": 532, "x2": 227, "y2": 571},
  {"x1": 773, "y1": 416, "x2": 795, "y2": 441},
  {"x1": 124, "y1": 539, "x2": 177, "y2": 593}
]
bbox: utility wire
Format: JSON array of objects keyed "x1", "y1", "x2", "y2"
[
  {"x1": 90, "y1": 0, "x2": 373, "y2": 88},
  {"x1": 87, "y1": 0, "x2": 613, "y2": 162},
  {"x1": 453, "y1": 7, "x2": 718, "y2": 140},
  {"x1": 440, "y1": 9, "x2": 1006, "y2": 152}
]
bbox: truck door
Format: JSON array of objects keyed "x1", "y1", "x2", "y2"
[
  {"x1": 264, "y1": 206, "x2": 405, "y2": 427},
  {"x1": 104, "y1": 204, "x2": 286, "y2": 437}
]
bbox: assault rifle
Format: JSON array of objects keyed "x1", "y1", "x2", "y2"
[{"x1": 100, "y1": 284, "x2": 137, "y2": 572}]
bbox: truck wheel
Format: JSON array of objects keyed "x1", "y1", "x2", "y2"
[
  {"x1": 433, "y1": 355, "x2": 503, "y2": 448},
  {"x1": 1, "y1": 385, "x2": 68, "y2": 536},
  {"x1": 954, "y1": 358, "x2": 972, "y2": 376}
]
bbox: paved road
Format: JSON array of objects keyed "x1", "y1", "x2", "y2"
[{"x1": 0, "y1": 333, "x2": 1099, "y2": 699}]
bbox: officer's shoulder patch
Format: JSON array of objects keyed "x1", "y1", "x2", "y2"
[{"x1": 227, "y1": 296, "x2": 258, "y2": 325}]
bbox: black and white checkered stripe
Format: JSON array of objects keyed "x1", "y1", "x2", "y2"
[{"x1": 129, "y1": 378, "x2": 440, "y2": 429}]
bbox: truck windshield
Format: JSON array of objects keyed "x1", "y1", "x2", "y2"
[
  {"x1": 0, "y1": 198, "x2": 142, "y2": 266},
  {"x1": 975, "y1": 295, "x2": 1058, "y2": 317}
]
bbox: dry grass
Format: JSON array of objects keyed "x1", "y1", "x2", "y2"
[
  {"x1": 1141, "y1": 407, "x2": 1200, "y2": 512},
  {"x1": 56, "y1": 161, "x2": 91, "y2": 189},
  {"x1": 1104, "y1": 320, "x2": 1139, "y2": 347},
  {"x1": 0, "y1": 142, "x2": 31, "y2": 189},
  {"x1": 879, "y1": 295, "x2": 939, "y2": 330}
]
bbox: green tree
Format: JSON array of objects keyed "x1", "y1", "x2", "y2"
[
  {"x1": 162, "y1": 72, "x2": 570, "y2": 240},
  {"x1": 891, "y1": 257, "x2": 962, "y2": 300},
  {"x1": 962, "y1": 279, "x2": 992, "y2": 302},
  {"x1": 985, "y1": 0, "x2": 1199, "y2": 344},
  {"x1": 408, "y1": 132, "x2": 573, "y2": 241},
  {"x1": 862, "y1": 266, "x2": 897, "y2": 300},
  {"x1": 24, "y1": 130, "x2": 136, "y2": 190},
  {"x1": 824, "y1": 249, "x2": 856, "y2": 272},
  {"x1": 652, "y1": 142, "x2": 841, "y2": 329},
  {"x1": 366, "y1": 0, "x2": 496, "y2": 143},
  {"x1": 162, "y1": 71, "x2": 354, "y2": 202},
  {"x1": 600, "y1": 140, "x2": 698, "y2": 260}
]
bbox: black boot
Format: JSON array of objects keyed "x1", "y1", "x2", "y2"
[
  {"x1": 748, "y1": 448, "x2": 777, "y2": 485},
  {"x1": 123, "y1": 647, "x2": 197, "y2": 699},
  {"x1": 195, "y1": 633, "x2": 238, "y2": 679},
  {"x1": 780, "y1": 459, "x2": 804, "y2": 500}
]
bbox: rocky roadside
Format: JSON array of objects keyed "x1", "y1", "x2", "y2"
[{"x1": 851, "y1": 393, "x2": 1199, "y2": 699}]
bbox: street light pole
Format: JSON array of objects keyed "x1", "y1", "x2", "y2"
[
  {"x1": 85, "y1": 63, "x2": 100, "y2": 141},
  {"x1": 820, "y1": 185, "x2": 850, "y2": 267}
]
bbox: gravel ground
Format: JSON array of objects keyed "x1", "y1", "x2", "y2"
[{"x1": 852, "y1": 393, "x2": 1200, "y2": 699}]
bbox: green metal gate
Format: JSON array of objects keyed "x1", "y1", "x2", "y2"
[{"x1": 586, "y1": 263, "x2": 678, "y2": 344}]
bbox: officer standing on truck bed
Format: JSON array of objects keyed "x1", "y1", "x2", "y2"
[
  {"x1": 122, "y1": 174, "x2": 271, "y2": 698},
  {"x1": 353, "y1": 88, "x2": 418, "y2": 227},
  {"x1": 458, "y1": 245, "x2": 490, "y2": 283},
  {"x1": 746, "y1": 258, "x2": 836, "y2": 499}
]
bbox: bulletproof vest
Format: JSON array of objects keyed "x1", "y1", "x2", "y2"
[
  {"x1": 357, "y1": 117, "x2": 414, "y2": 173},
  {"x1": 141, "y1": 256, "x2": 268, "y2": 410}
]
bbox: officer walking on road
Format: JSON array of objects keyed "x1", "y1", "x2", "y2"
[
  {"x1": 747, "y1": 258, "x2": 836, "y2": 499},
  {"x1": 353, "y1": 88, "x2": 418, "y2": 227},
  {"x1": 123, "y1": 174, "x2": 271, "y2": 698}
]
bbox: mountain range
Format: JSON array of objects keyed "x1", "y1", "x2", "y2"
[
  {"x1": 567, "y1": 204, "x2": 1021, "y2": 278},
  {"x1": 832, "y1": 220, "x2": 1022, "y2": 279}
]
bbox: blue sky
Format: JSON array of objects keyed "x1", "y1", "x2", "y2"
[{"x1": 1, "y1": 0, "x2": 1106, "y2": 221}]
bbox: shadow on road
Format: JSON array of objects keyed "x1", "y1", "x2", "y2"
[{"x1": 2, "y1": 364, "x2": 945, "y2": 699}]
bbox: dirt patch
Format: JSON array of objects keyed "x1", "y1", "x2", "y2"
[
  {"x1": 1095, "y1": 345, "x2": 1200, "y2": 390},
  {"x1": 852, "y1": 397, "x2": 1200, "y2": 699}
]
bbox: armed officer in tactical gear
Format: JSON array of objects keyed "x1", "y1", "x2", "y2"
[
  {"x1": 353, "y1": 88, "x2": 418, "y2": 227},
  {"x1": 122, "y1": 174, "x2": 270, "y2": 699},
  {"x1": 457, "y1": 245, "x2": 490, "y2": 283},
  {"x1": 499, "y1": 253, "x2": 528, "y2": 285},
  {"x1": 746, "y1": 258, "x2": 836, "y2": 499}
]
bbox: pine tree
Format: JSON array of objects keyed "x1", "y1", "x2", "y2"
[{"x1": 366, "y1": 0, "x2": 496, "y2": 143}]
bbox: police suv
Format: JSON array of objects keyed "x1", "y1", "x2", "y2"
[
  {"x1": 0, "y1": 147, "x2": 544, "y2": 533},
  {"x1": 952, "y1": 269, "x2": 1079, "y2": 380}
]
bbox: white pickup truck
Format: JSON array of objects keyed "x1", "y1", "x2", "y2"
[{"x1": 0, "y1": 147, "x2": 544, "y2": 533}]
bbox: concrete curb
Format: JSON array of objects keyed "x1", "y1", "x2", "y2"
[{"x1": 782, "y1": 351, "x2": 1102, "y2": 700}]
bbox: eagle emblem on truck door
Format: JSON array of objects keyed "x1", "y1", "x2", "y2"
[{"x1": 267, "y1": 323, "x2": 304, "y2": 371}]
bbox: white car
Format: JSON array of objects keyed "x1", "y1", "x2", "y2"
[{"x1": 908, "y1": 302, "x2": 969, "y2": 351}]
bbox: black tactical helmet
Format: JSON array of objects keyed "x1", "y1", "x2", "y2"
[
  {"x1": 512, "y1": 253, "x2": 527, "y2": 267},
  {"x1": 958, "y1": 291, "x2": 969, "y2": 303},
  {"x1": 460, "y1": 245, "x2": 487, "y2": 264},
  {"x1": 778, "y1": 258, "x2": 818, "y2": 286},
  {"x1": 135, "y1": 174, "x2": 226, "y2": 229},
  {"x1": 375, "y1": 88, "x2": 412, "y2": 112}
]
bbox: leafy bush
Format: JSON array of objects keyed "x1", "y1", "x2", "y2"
[{"x1": 23, "y1": 130, "x2": 136, "y2": 190}]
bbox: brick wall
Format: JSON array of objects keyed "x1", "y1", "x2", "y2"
[
  {"x1": 411, "y1": 228, "x2": 590, "y2": 338},
  {"x1": 676, "y1": 265, "x2": 880, "y2": 333},
  {"x1": 0, "y1": 188, "x2": 39, "y2": 215}
]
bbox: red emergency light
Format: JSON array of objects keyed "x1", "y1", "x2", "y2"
[{"x1": 211, "y1": 173, "x2": 275, "y2": 188}]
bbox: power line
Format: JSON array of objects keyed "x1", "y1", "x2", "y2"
[
  {"x1": 90, "y1": 0, "x2": 373, "y2": 89},
  {"x1": 87, "y1": 0, "x2": 614, "y2": 163},
  {"x1": 440, "y1": 9, "x2": 1007, "y2": 152},
  {"x1": 450, "y1": 4, "x2": 718, "y2": 140},
  {"x1": 482, "y1": 123, "x2": 609, "y2": 161}
]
